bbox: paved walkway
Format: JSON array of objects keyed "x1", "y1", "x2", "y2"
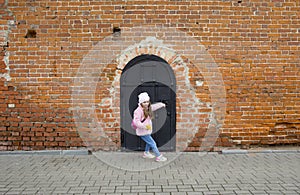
[{"x1": 0, "y1": 152, "x2": 300, "y2": 194}]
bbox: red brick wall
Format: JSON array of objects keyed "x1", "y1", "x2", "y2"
[{"x1": 0, "y1": 0, "x2": 299, "y2": 151}]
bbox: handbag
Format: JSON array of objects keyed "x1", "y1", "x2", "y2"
[{"x1": 131, "y1": 117, "x2": 146, "y2": 130}]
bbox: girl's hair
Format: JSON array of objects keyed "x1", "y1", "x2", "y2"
[{"x1": 141, "y1": 102, "x2": 153, "y2": 119}]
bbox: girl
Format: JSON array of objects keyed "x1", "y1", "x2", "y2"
[{"x1": 133, "y1": 92, "x2": 167, "y2": 162}]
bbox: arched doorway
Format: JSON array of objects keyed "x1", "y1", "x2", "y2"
[{"x1": 120, "y1": 54, "x2": 176, "y2": 151}]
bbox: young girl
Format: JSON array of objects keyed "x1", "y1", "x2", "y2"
[{"x1": 133, "y1": 92, "x2": 167, "y2": 162}]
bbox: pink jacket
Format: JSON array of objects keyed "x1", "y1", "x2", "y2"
[{"x1": 133, "y1": 102, "x2": 165, "y2": 136}]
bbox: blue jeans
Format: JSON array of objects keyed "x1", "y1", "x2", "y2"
[{"x1": 140, "y1": 135, "x2": 161, "y2": 157}]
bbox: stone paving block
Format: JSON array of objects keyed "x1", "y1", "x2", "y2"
[
  {"x1": 192, "y1": 184, "x2": 209, "y2": 190},
  {"x1": 182, "y1": 179, "x2": 198, "y2": 185},
  {"x1": 122, "y1": 193, "x2": 138, "y2": 195},
  {"x1": 281, "y1": 183, "x2": 299, "y2": 190},
  {"x1": 90, "y1": 175, "x2": 105, "y2": 181},
  {"x1": 196, "y1": 179, "x2": 213, "y2": 185},
  {"x1": 206, "y1": 184, "x2": 224, "y2": 191},
  {"x1": 187, "y1": 192, "x2": 204, "y2": 195},
  {"x1": 21, "y1": 189, "x2": 40, "y2": 194},
  {"x1": 83, "y1": 186, "x2": 100, "y2": 193},
  {"x1": 94, "y1": 180, "x2": 110, "y2": 186},
  {"x1": 79, "y1": 180, "x2": 96, "y2": 187},
  {"x1": 221, "y1": 184, "x2": 240, "y2": 191},
  {"x1": 108, "y1": 180, "x2": 124, "y2": 187},
  {"x1": 99, "y1": 186, "x2": 115, "y2": 193},
  {"x1": 153, "y1": 179, "x2": 168, "y2": 186},
  {"x1": 238, "y1": 183, "x2": 256, "y2": 191},
  {"x1": 209, "y1": 179, "x2": 227, "y2": 184},
  {"x1": 177, "y1": 187, "x2": 194, "y2": 192},
  {"x1": 0, "y1": 188, "x2": 9, "y2": 194},
  {"x1": 124, "y1": 180, "x2": 139, "y2": 186},
  {"x1": 265, "y1": 190, "x2": 284, "y2": 194},
  {"x1": 170, "y1": 192, "x2": 187, "y2": 195},
  {"x1": 115, "y1": 186, "x2": 131, "y2": 193},
  {"x1": 224, "y1": 178, "x2": 241, "y2": 184},
  {"x1": 131, "y1": 186, "x2": 147, "y2": 193},
  {"x1": 162, "y1": 185, "x2": 178, "y2": 192},
  {"x1": 68, "y1": 186, "x2": 85, "y2": 194},
  {"x1": 168, "y1": 179, "x2": 183, "y2": 185},
  {"x1": 251, "y1": 183, "x2": 271, "y2": 190},
  {"x1": 154, "y1": 193, "x2": 172, "y2": 195},
  {"x1": 65, "y1": 181, "x2": 82, "y2": 187},
  {"x1": 267, "y1": 183, "x2": 286, "y2": 190},
  {"x1": 252, "y1": 179, "x2": 269, "y2": 184},
  {"x1": 52, "y1": 187, "x2": 70, "y2": 194},
  {"x1": 279, "y1": 190, "x2": 298, "y2": 194},
  {"x1": 202, "y1": 191, "x2": 220, "y2": 195},
  {"x1": 139, "y1": 180, "x2": 154, "y2": 186},
  {"x1": 146, "y1": 185, "x2": 163, "y2": 192},
  {"x1": 249, "y1": 190, "x2": 268, "y2": 194},
  {"x1": 5, "y1": 191, "x2": 23, "y2": 195},
  {"x1": 233, "y1": 190, "x2": 252, "y2": 194},
  {"x1": 36, "y1": 188, "x2": 55, "y2": 194},
  {"x1": 217, "y1": 191, "x2": 237, "y2": 195}
]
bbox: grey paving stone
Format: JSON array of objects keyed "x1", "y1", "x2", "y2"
[
  {"x1": 162, "y1": 185, "x2": 178, "y2": 192},
  {"x1": 131, "y1": 186, "x2": 147, "y2": 193},
  {"x1": 153, "y1": 179, "x2": 168, "y2": 186},
  {"x1": 83, "y1": 186, "x2": 100, "y2": 193},
  {"x1": 202, "y1": 191, "x2": 220, "y2": 195},
  {"x1": 155, "y1": 193, "x2": 172, "y2": 195},
  {"x1": 122, "y1": 193, "x2": 139, "y2": 195},
  {"x1": 171, "y1": 192, "x2": 187, "y2": 195},
  {"x1": 124, "y1": 180, "x2": 139, "y2": 186},
  {"x1": 52, "y1": 187, "x2": 70, "y2": 193},
  {"x1": 168, "y1": 179, "x2": 183, "y2": 185},
  {"x1": 0, "y1": 188, "x2": 9, "y2": 194},
  {"x1": 264, "y1": 190, "x2": 283, "y2": 194},
  {"x1": 281, "y1": 183, "x2": 299, "y2": 190},
  {"x1": 251, "y1": 183, "x2": 270, "y2": 190},
  {"x1": 99, "y1": 186, "x2": 115, "y2": 193},
  {"x1": 233, "y1": 190, "x2": 252, "y2": 194},
  {"x1": 177, "y1": 188, "x2": 194, "y2": 192},
  {"x1": 4, "y1": 191, "x2": 21, "y2": 195},
  {"x1": 249, "y1": 190, "x2": 268, "y2": 194},
  {"x1": 146, "y1": 185, "x2": 163, "y2": 192},
  {"x1": 94, "y1": 180, "x2": 110, "y2": 186},
  {"x1": 115, "y1": 186, "x2": 130, "y2": 190},
  {"x1": 108, "y1": 181, "x2": 125, "y2": 187},
  {"x1": 182, "y1": 179, "x2": 198, "y2": 185},
  {"x1": 192, "y1": 185, "x2": 209, "y2": 192},
  {"x1": 187, "y1": 192, "x2": 204, "y2": 195},
  {"x1": 68, "y1": 186, "x2": 85, "y2": 194}
]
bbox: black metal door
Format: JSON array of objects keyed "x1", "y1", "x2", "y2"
[{"x1": 120, "y1": 55, "x2": 176, "y2": 151}]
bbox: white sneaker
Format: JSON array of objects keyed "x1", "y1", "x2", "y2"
[
  {"x1": 156, "y1": 155, "x2": 167, "y2": 162},
  {"x1": 143, "y1": 152, "x2": 155, "y2": 159}
]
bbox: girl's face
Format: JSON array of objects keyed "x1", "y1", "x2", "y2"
[{"x1": 141, "y1": 101, "x2": 150, "y2": 108}]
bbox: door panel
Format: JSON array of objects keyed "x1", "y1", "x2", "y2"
[{"x1": 121, "y1": 55, "x2": 176, "y2": 151}]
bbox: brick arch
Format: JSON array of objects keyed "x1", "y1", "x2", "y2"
[{"x1": 96, "y1": 40, "x2": 212, "y2": 151}]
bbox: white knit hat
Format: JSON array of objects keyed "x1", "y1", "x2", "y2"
[{"x1": 138, "y1": 92, "x2": 150, "y2": 104}]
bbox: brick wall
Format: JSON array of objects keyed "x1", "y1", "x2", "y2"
[{"x1": 0, "y1": 0, "x2": 299, "y2": 151}]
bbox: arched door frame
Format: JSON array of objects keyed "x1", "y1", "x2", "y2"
[{"x1": 120, "y1": 54, "x2": 176, "y2": 151}]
